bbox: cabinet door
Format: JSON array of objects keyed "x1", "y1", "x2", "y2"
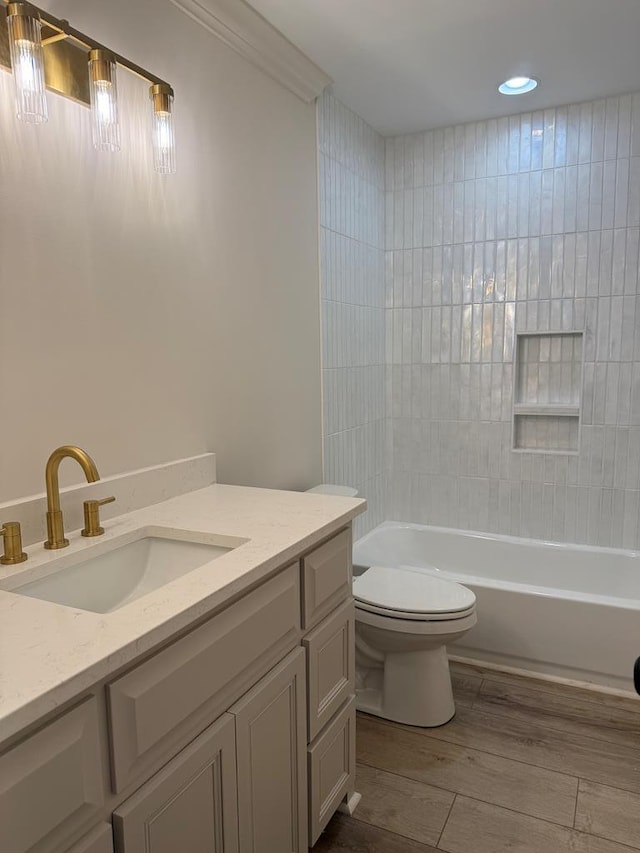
[
  {"x1": 112, "y1": 714, "x2": 238, "y2": 853},
  {"x1": 231, "y1": 648, "x2": 307, "y2": 853}
]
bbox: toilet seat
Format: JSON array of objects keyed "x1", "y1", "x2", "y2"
[{"x1": 354, "y1": 565, "x2": 476, "y2": 622}]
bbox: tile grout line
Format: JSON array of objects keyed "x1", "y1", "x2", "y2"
[
  {"x1": 374, "y1": 713, "x2": 640, "y2": 797},
  {"x1": 358, "y1": 709, "x2": 640, "y2": 800},
  {"x1": 573, "y1": 776, "x2": 581, "y2": 829},
  {"x1": 434, "y1": 790, "x2": 640, "y2": 853},
  {"x1": 375, "y1": 694, "x2": 640, "y2": 766},
  {"x1": 436, "y1": 792, "x2": 457, "y2": 849},
  {"x1": 359, "y1": 712, "x2": 584, "y2": 782},
  {"x1": 442, "y1": 788, "x2": 640, "y2": 851},
  {"x1": 344, "y1": 794, "x2": 455, "y2": 849},
  {"x1": 355, "y1": 758, "x2": 580, "y2": 831}
]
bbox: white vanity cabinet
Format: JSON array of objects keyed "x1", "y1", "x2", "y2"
[
  {"x1": 0, "y1": 524, "x2": 357, "y2": 853},
  {"x1": 112, "y1": 648, "x2": 307, "y2": 853}
]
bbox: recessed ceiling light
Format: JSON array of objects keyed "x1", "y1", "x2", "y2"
[{"x1": 498, "y1": 76, "x2": 539, "y2": 96}]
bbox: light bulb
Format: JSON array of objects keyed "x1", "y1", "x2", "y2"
[
  {"x1": 7, "y1": 3, "x2": 48, "y2": 123},
  {"x1": 150, "y1": 83, "x2": 176, "y2": 174},
  {"x1": 89, "y1": 50, "x2": 120, "y2": 152},
  {"x1": 498, "y1": 76, "x2": 539, "y2": 96}
]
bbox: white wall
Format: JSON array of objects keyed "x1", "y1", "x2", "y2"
[
  {"x1": 387, "y1": 95, "x2": 640, "y2": 548},
  {"x1": 318, "y1": 92, "x2": 386, "y2": 536},
  {"x1": 0, "y1": 0, "x2": 323, "y2": 501}
]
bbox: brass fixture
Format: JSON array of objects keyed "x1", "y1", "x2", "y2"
[
  {"x1": 89, "y1": 48, "x2": 115, "y2": 87},
  {"x1": 0, "y1": 0, "x2": 176, "y2": 171},
  {"x1": 150, "y1": 82, "x2": 174, "y2": 115},
  {"x1": 44, "y1": 445, "x2": 100, "y2": 550},
  {"x1": 81, "y1": 496, "x2": 115, "y2": 538},
  {"x1": 0, "y1": 521, "x2": 27, "y2": 565}
]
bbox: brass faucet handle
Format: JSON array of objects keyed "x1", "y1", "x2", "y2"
[
  {"x1": 81, "y1": 496, "x2": 116, "y2": 538},
  {"x1": 0, "y1": 521, "x2": 28, "y2": 565}
]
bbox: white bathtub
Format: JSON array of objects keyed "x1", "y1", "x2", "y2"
[{"x1": 353, "y1": 521, "x2": 640, "y2": 693}]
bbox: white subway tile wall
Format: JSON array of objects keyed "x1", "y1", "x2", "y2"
[
  {"x1": 387, "y1": 93, "x2": 640, "y2": 548},
  {"x1": 319, "y1": 91, "x2": 640, "y2": 548},
  {"x1": 318, "y1": 92, "x2": 387, "y2": 536}
]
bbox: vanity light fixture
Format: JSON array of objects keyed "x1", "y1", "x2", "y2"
[
  {"x1": 6, "y1": 2, "x2": 47, "y2": 123},
  {"x1": 1, "y1": 0, "x2": 176, "y2": 172},
  {"x1": 150, "y1": 83, "x2": 176, "y2": 175},
  {"x1": 498, "y1": 76, "x2": 539, "y2": 96},
  {"x1": 88, "y1": 48, "x2": 120, "y2": 152}
]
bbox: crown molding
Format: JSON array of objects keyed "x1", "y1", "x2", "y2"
[{"x1": 170, "y1": 0, "x2": 332, "y2": 103}]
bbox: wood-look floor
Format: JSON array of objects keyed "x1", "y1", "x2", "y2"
[{"x1": 314, "y1": 662, "x2": 640, "y2": 852}]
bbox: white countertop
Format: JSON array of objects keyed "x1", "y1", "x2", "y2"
[{"x1": 0, "y1": 484, "x2": 365, "y2": 744}]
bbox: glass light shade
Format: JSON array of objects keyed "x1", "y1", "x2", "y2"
[
  {"x1": 498, "y1": 76, "x2": 539, "y2": 96},
  {"x1": 7, "y1": 4, "x2": 48, "y2": 123},
  {"x1": 89, "y1": 50, "x2": 121, "y2": 151},
  {"x1": 150, "y1": 84, "x2": 176, "y2": 174}
]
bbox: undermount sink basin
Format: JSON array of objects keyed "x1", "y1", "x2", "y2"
[{"x1": 11, "y1": 531, "x2": 247, "y2": 614}]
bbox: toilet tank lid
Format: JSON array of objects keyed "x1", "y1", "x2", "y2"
[
  {"x1": 305, "y1": 484, "x2": 359, "y2": 497},
  {"x1": 354, "y1": 566, "x2": 476, "y2": 614}
]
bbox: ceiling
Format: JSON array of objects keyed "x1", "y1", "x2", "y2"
[{"x1": 245, "y1": 0, "x2": 640, "y2": 136}]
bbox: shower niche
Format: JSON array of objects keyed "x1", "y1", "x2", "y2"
[{"x1": 513, "y1": 332, "x2": 583, "y2": 454}]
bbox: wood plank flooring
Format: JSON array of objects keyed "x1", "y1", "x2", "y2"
[{"x1": 315, "y1": 662, "x2": 640, "y2": 852}]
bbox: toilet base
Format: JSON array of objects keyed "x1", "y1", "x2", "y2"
[{"x1": 356, "y1": 645, "x2": 456, "y2": 727}]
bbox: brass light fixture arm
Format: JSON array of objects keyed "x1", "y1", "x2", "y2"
[{"x1": 2, "y1": 0, "x2": 172, "y2": 90}]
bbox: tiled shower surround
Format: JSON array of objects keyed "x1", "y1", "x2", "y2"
[
  {"x1": 387, "y1": 93, "x2": 640, "y2": 549},
  {"x1": 318, "y1": 93, "x2": 386, "y2": 536},
  {"x1": 319, "y1": 91, "x2": 640, "y2": 548}
]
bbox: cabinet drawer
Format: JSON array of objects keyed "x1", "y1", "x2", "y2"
[
  {"x1": 69, "y1": 824, "x2": 113, "y2": 853},
  {"x1": 0, "y1": 698, "x2": 105, "y2": 853},
  {"x1": 303, "y1": 600, "x2": 355, "y2": 742},
  {"x1": 302, "y1": 529, "x2": 351, "y2": 630},
  {"x1": 307, "y1": 697, "x2": 356, "y2": 846},
  {"x1": 108, "y1": 564, "x2": 300, "y2": 792}
]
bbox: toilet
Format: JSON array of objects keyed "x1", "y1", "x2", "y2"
[
  {"x1": 305, "y1": 484, "x2": 476, "y2": 728},
  {"x1": 353, "y1": 566, "x2": 476, "y2": 727}
]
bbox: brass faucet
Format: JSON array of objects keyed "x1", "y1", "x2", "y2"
[
  {"x1": 0, "y1": 522, "x2": 27, "y2": 565},
  {"x1": 44, "y1": 446, "x2": 100, "y2": 550}
]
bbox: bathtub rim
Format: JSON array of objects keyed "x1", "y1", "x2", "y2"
[
  {"x1": 357, "y1": 519, "x2": 640, "y2": 561},
  {"x1": 353, "y1": 520, "x2": 640, "y2": 611}
]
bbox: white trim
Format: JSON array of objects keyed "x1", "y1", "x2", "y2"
[{"x1": 170, "y1": 0, "x2": 332, "y2": 103}]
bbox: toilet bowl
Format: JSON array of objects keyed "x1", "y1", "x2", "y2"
[{"x1": 353, "y1": 566, "x2": 476, "y2": 727}]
